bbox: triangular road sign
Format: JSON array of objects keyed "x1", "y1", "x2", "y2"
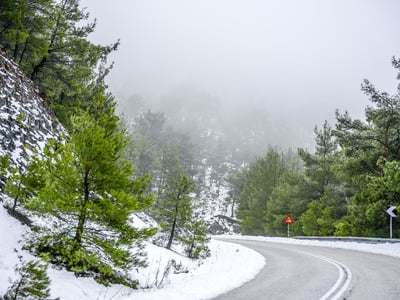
[{"x1": 284, "y1": 214, "x2": 294, "y2": 225}]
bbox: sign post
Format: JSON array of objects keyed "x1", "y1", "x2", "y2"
[
  {"x1": 283, "y1": 214, "x2": 294, "y2": 238},
  {"x1": 386, "y1": 206, "x2": 398, "y2": 239}
]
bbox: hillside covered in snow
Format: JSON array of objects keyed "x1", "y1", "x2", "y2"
[{"x1": 0, "y1": 202, "x2": 265, "y2": 300}]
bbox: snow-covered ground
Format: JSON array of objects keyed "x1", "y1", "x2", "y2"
[
  {"x1": 2, "y1": 204, "x2": 400, "y2": 300},
  {"x1": 0, "y1": 206, "x2": 264, "y2": 300}
]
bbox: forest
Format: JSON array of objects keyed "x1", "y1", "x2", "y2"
[{"x1": 1, "y1": 0, "x2": 400, "y2": 295}]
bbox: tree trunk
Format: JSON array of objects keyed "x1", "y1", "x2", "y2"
[
  {"x1": 166, "y1": 216, "x2": 177, "y2": 250},
  {"x1": 30, "y1": 53, "x2": 48, "y2": 80},
  {"x1": 18, "y1": 33, "x2": 31, "y2": 65},
  {"x1": 30, "y1": 0, "x2": 67, "y2": 80},
  {"x1": 166, "y1": 201, "x2": 179, "y2": 249},
  {"x1": 188, "y1": 238, "x2": 195, "y2": 258},
  {"x1": 12, "y1": 30, "x2": 20, "y2": 60},
  {"x1": 12, "y1": 195, "x2": 18, "y2": 212},
  {"x1": 74, "y1": 169, "x2": 90, "y2": 245}
]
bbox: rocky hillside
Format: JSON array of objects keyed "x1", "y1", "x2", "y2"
[{"x1": 0, "y1": 48, "x2": 64, "y2": 171}]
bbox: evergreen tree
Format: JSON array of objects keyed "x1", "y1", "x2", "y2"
[
  {"x1": 158, "y1": 175, "x2": 196, "y2": 250},
  {"x1": 338, "y1": 159, "x2": 400, "y2": 237},
  {"x1": 333, "y1": 61, "x2": 400, "y2": 236},
  {"x1": 0, "y1": 153, "x2": 12, "y2": 193},
  {"x1": 3, "y1": 260, "x2": 57, "y2": 300},
  {"x1": 236, "y1": 148, "x2": 288, "y2": 235},
  {"x1": 163, "y1": 129, "x2": 198, "y2": 178},
  {"x1": 132, "y1": 121, "x2": 209, "y2": 257},
  {"x1": 128, "y1": 110, "x2": 199, "y2": 201},
  {"x1": 129, "y1": 110, "x2": 166, "y2": 178},
  {"x1": 24, "y1": 97, "x2": 156, "y2": 286},
  {"x1": 180, "y1": 219, "x2": 210, "y2": 259},
  {"x1": 334, "y1": 77, "x2": 400, "y2": 178},
  {"x1": 3, "y1": 152, "x2": 46, "y2": 212},
  {"x1": 156, "y1": 132, "x2": 198, "y2": 201},
  {"x1": 226, "y1": 170, "x2": 247, "y2": 218},
  {"x1": 298, "y1": 121, "x2": 339, "y2": 199},
  {"x1": 264, "y1": 172, "x2": 306, "y2": 236},
  {"x1": 301, "y1": 199, "x2": 336, "y2": 236},
  {"x1": 297, "y1": 121, "x2": 346, "y2": 235},
  {"x1": 4, "y1": 168, "x2": 29, "y2": 212}
]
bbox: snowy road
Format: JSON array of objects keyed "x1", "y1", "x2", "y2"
[{"x1": 214, "y1": 240, "x2": 400, "y2": 300}]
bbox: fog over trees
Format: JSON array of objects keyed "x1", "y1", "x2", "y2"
[{"x1": 82, "y1": 0, "x2": 400, "y2": 153}]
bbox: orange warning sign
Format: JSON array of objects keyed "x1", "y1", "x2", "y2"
[{"x1": 283, "y1": 214, "x2": 294, "y2": 225}]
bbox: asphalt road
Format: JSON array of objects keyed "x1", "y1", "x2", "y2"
[{"x1": 213, "y1": 240, "x2": 400, "y2": 300}]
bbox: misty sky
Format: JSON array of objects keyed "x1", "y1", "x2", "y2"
[{"x1": 82, "y1": 0, "x2": 400, "y2": 146}]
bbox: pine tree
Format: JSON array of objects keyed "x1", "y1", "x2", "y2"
[
  {"x1": 0, "y1": 153, "x2": 12, "y2": 193},
  {"x1": 4, "y1": 169, "x2": 28, "y2": 212},
  {"x1": 334, "y1": 77, "x2": 400, "y2": 178},
  {"x1": 333, "y1": 62, "x2": 400, "y2": 236},
  {"x1": 298, "y1": 121, "x2": 340, "y2": 198},
  {"x1": 180, "y1": 219, "x2": 210, "y2": 259},
  {"x1": 300, "y1": 199, "x2": 336, "y2": 236},
  {"x1": 297, "y1": 121, "x2": 346, "y2": 235},
  {"x1": 236, "y1": 148, "x2": 287, "y2": 235},
  {"x1": 158, "y1": 175, "x2": 195, "y2": 250},
  {"x1": 24, "y1": 97, "x2": 156, "y2": 286},
  {"x1": 226, "y1": 170, "x2": 247, "y2": 218},
  {"x1": 264, "y1": 172, "x2": 306, "y2": 236},
  {"x1": 129, "y1": 110, "x2": 166, "y2": 178},
  {"x1": 3, "y1": 260, "x2": 57, "y2": 300},
  {"x1": 356, "y1": 160, "x2": 400, "y2": 237}
]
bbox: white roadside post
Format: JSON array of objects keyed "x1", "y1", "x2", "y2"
[{"x1": 386, "y1": 206, "x2": 398, "y2": 239}]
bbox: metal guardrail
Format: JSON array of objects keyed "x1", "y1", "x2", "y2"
[{"x1": 293, "y1": 236, "x2": 400, "y2": 244}]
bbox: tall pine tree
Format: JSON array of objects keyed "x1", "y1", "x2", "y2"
[
  {"x1": 333, "y1": 63, "x2": 400, "y2": 236},
  {"x1": 158, "y1": 175, "x2": 195, "y2": 250},
  {"x1": 236, "y1": 148, "x2": 288, "y2": 235},
  {"x1": 298, "y1": 121, "x2": 346, "y2": 235},
  {"x1": 25, "y1": 97, "x2": 156, "y2": 286}
]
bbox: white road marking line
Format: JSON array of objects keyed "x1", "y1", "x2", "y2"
[{"x1": 303, "y1": 252, "x2": 352, "y2": 300}]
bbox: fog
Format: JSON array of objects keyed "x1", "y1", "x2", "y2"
[{"x1": 82, "y1": 0, "x2": 400, "y2": 150}]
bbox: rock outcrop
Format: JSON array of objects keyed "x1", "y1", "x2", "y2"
[{"x1": 0, "y1": 48, "x2": 64, "y2": 169}]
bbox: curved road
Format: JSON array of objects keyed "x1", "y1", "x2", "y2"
[{"x1": 214, "y1": 240, "x2": 400, "y2": 300}]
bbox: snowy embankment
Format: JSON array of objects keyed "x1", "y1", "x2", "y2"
[{"x1": 0, "y1": 206, "x2": 264, "y2": 300}]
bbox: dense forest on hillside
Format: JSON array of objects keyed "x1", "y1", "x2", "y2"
[{"x1": 1, "y1": 0, "x2": 400, "y2": 295}]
